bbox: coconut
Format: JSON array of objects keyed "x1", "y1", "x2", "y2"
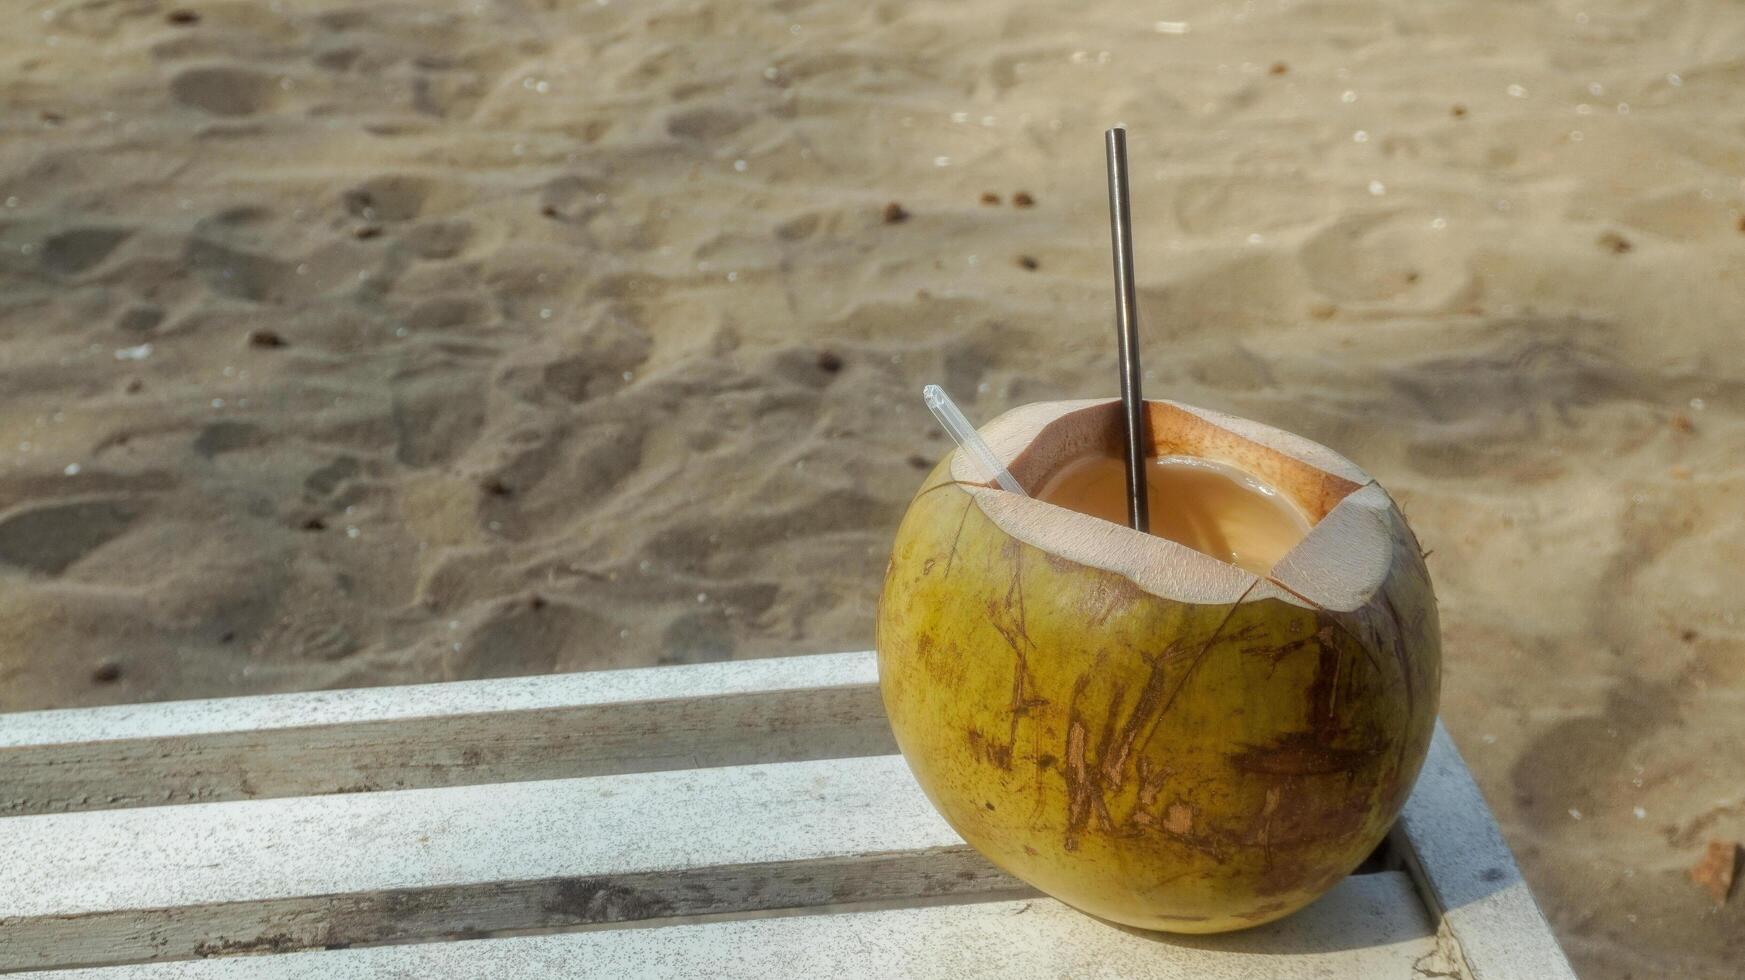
[{"x1": 877, "y1": 398, "x2": 1440, "y2": 933}]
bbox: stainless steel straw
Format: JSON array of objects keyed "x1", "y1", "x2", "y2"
[{"x1": 1105, "y1": 127, "x2": 1150, "y2": 533}]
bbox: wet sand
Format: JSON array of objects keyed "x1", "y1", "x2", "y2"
[{"x1": 1, "y1": 1, "x2": 1741, "y2": 975}]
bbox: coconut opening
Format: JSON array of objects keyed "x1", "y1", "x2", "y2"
[
  {"x1": 1000, "y1": 400, "x2": 1363, "y2": 523},
  {"x1": 954, "y1": 399, "x2": 1393, "y2": 609},
  {"x1": 1033, "y1": 454, "x2": 1312, "y2": 576}
]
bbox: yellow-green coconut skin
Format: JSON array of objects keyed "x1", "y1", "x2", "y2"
[{"x1": 877, "y1": 451, "x2": 1440, "y2": 933}]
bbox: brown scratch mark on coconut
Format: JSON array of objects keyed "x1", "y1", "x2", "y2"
[
  {"x1": 1151, "y1": 581, "x2": 1260, "y2": 729},
  {"x1": 1241, "y1": 632, "x2": 1321, "y2": 666},
  {"x1": 1263, "y1": 575, "x2": 1319, "y2": 606},
  {"x1": 1137, "y1": 759, "x2": 1173, "y2": 808},
  {"x1": 1317, "y1": 612, "x2": 1387, "y2": 688},
  {"x1": 1061, "y1": 588, "x2": 1262, "y2": 852},
  {"x1": 979, "y1": 542, "x2": 1046, "y2": 765},
  {"x1": 1064, "y1": 706, "x2": 1091, "y2": 850},
  {"x1": 1305, "y1": 789, "x2": 1378, "y2": 847},
  {"x1": 1066, "y1": 651, "x2": 1189, "y2": 847},
  {"x1": 1095, "y1": 584, "x2": 1266, "y2": 844},
  {"x1": 1307, "y1": 636, "x2": 1343, "y2": 735},
  {"x1": 915, "y1": 477, "x2": 986, "y2": 501},
  {"x1": 1261, "y1": 572, "x2": 1391, "y2": 681},
  {"x1": 1395, "y1": 579, "x2": 1434, "y2": 651},
  {"x1": 1164, "y1": 825, "x2": 1228, "y2": 860},
  {"x1": 1326, "y1": 647, "x2": 1342, "y2": 719},
  {"x1": 1230, "y1": 731, "x2": 1382, "y2": 776},
  {"x1": 1236, "y1": 900, "x2": 1289, "y2": 921},
  {"x1": 1093, "y1": 792, "x2": 1118, "y2": 833},
  {"x1": 1374, "y1": 589, "x2": 1417, "y2": 721},
  {"x1": 1084, "y1": 680, "x2": 1123, "y2": 835},
  {"x1": 1098, "y1": 646, "x2": 1175, "y2": 791},
  {"x1": 985, "y1": 612, "x2": 1029, "y2": 711},
  {"x1": 941, "y1": 495, "x2": 974, "y2": 578},
  {"x1": 1222, "y1": 621, "x2": 1269, "y2": 645},
  {"x1": 964, "y1": 726, "x2": 1012, "y2": 768},
  {"x1": 1258, "y1": 785, "x2": 1283, "y2": 867},
  {"x1": 1061, "y1": 671, "x2": 1124, "y2": 847},
  {"x1": 1255, "y1": 851, "x2": 1311, "y2": 898},
  {"x1": 1003, "y1": 541, "x2": 1032, "y2": 644},
  {"x1": 1091, "y1": 790, "x2": 1115, "y2": 833}
]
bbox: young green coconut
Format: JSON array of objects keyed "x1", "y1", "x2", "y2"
[{"x1": 877, "y1": 397, "x2": 1440, "y2": 933}]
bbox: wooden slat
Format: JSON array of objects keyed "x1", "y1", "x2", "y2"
[
  {"x1": 0, "y1": 653, "x2": 1573, "y2": 977},
  {"x1": 32, "y1": 877, "x2": 1440, "y2": 980},
  {"x1": 1393, "y1": 722, "x2": 1576, "y2": 980},
  {"x1": 0, "y1": 652, "x2": 891, "y2": 816},
  {"x1": 0, "y1": 755, "x2": 1025, "y2": 972}
]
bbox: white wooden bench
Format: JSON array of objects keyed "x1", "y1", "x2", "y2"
[{"x1": 0, "y1": 651, "x2": 1573, "y2": 978}]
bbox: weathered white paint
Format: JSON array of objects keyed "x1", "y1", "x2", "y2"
[
  {"x1": 0, "y1": 652, "x2": 890, "y2": 815},
  {"x1": 0, "y1": 755, "x2": 1020, "y2": 971},
  {"x1": 0, "y1": 652, "x2": 1571, "y2": 977},
  {"x1": 1395, "y1": 722, "x2": 1577, "y2": 980},
  {"x1": 0, "y1": 651, "x2": 877, "y2": 744},
  {"x1": 34, "y1": 876, "x2": 1440, "y2": 980}
]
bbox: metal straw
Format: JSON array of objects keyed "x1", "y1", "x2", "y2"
[{"x1": 1104, "y1": 126, "x2": 1150, "y2": 533}]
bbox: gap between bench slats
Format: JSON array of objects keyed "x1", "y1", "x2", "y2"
[
  {"x1": 26, "y1": 877, "x2": 1440, "y2": 980},
  {"x1": 0, "y1": 652, "x2": 891, "y2": 816}
]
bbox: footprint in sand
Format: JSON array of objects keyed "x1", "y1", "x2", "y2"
[
  {"x1": 192, "y1": 421, "x2": 265, "y2": 459},
  {"x1": 405, "y1": 295, "x2": 489, "y2": 332},
  {"x1": 538, "y1": 318, "x2": 652, "y2": 403},
  {"x1": 665, "y1": 104, "x2": 755, "y2": 141},
  {"x1": 1185, "y1": 343, "x2": 1280, "y2": 394},
  {"x1": 40, "y1": 227, "x2": 132, "y2": 277},
  {"x1": 252, "y1": 616, "x2": 361, "y2": 662},
  {"x1": 210, "y1": 205, "x2": 273, "y2": 228},
  {"x1": 1508, "y1": 679, "x2": 1677, "y2": 834},
  {"x1": 290, "y1": 622, "x2": 359, "y2": 662},
  {"x1": 115, "y1": 305, "x2": 164, "y2": 333},
  {"x1": 660, "y1": 609, "x2": 735, "y2": 665},
  {"x1": 392, "y1": 368, "x2": 489, "y2": 467},
  {"x1": 313, "y1": 44, "x2": 362, "y2": 72},
  {"x1": 536, "y1": 175, "x2": 606, "y2": 219},
  {"x1": 1172, "y1": 176, "x2": 1322, "y2": 237},
  {"x1": 1616, "y1": 189, "x2": 1744, "y2": 242},
  {"x1": 401, "y1": 221, "x2": 473, "y2": 261},
  {"x1": 0, "y1": 500, "x2": 142, "y2": 576},
  {"x1": 302, "y1": 456, "x2": 360, "y2": 502},
  {"x1": 341, "y1": 176, "x2": 431, "y2": 223},
  {"x1": 773, "y1": 212, "x2": 822, "y2": 242},
  {"x1": 447, "y1": 599, "x2": 610, "y2": 679},
  {"x1": 1137, "y1": 252, "x2": 1310, "y2": 336},
  {"x1": 1298, "y1": 211, "x2": 1468, "y2": 305},
  {"x1": 169, "y1": 65, "x2": 279, "y2": 117},
  {"x1": 185, "y1": 237, "x2": 293, "y2": 303}
]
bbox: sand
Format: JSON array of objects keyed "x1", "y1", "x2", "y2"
[{"x1": 1, "y1": 0, "x2": 1741, "y2": 974}]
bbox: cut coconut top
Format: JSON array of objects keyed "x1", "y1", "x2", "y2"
[{"x1": 950, "y1": 399, "x2": 1394, "y2": 612}]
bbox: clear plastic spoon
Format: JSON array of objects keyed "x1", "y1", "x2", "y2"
[{"x1": 922, "y1": 384, "x2": 1028, "y2": 496}]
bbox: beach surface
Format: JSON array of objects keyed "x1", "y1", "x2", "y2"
[{"x1": 2, "y1": 1, "x2": 1741, "y2": 975}]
